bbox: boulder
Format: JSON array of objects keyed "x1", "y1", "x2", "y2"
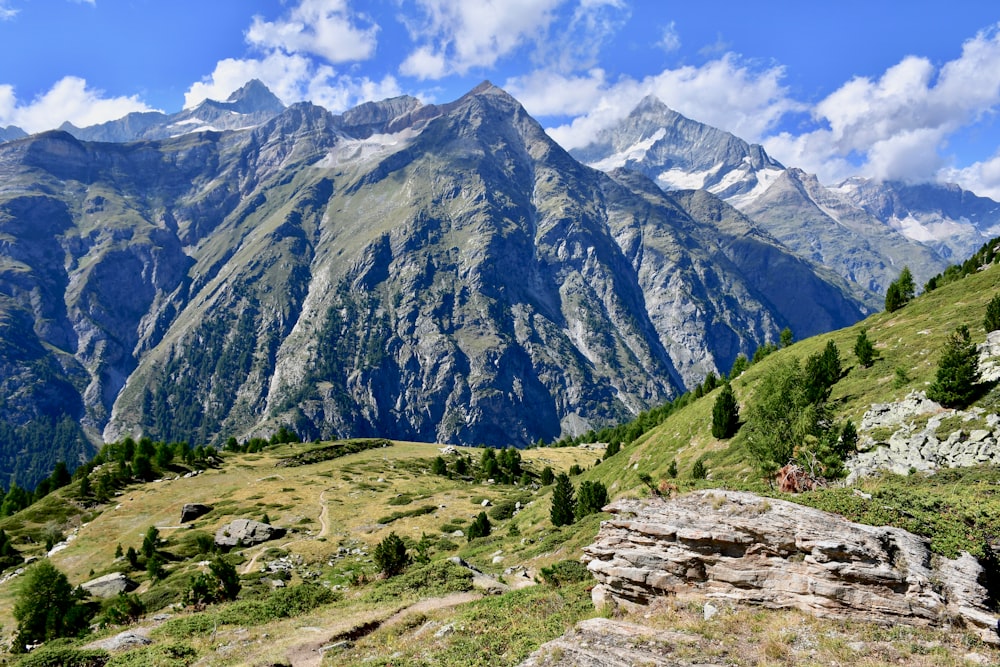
[
  {"x1": 85, "y1": 630, "x2": 152, "y2": 651},
  {"x1": 584, "y1": 491, "x2": 1000, "y2": 645},
  {"x1": 81, "y1": 572, "x2": 137, "y2": 598},
  {"x1": 180, "y1": 503, "x2": 213, "y2": 523},
  {"x1": 214, "y1": 519, "x2": 285, "y2": 548},
  {"x1": 518, "y1": 618, "x2": 702, "y2": 666}
]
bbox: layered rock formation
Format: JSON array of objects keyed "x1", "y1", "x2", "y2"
[{"x1": 584, "y1": 491, "x2": 1000, "y2": 645}]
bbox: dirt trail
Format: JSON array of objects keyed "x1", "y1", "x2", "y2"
[
  {"x1": 241, "y1": 487, "x2": 333, "y2": 574},
  {"x1": 284, "y1": 591, "x2": 481, "y2": 667}
]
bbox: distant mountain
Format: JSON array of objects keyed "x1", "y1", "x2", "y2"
[
  {"x1": 57, "y1": 79, "x2": 286, "y2": 143},
  {"x1": 573, "y1": 98, "x2": 1000, "y2": 306},
  {"x1": 0, "y1": 81, "x2": 864, "y2": 484},
  {"x1": 0, "y1": 125, "x2": 27, "y2": 142}
]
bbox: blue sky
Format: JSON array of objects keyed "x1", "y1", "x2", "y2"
[{"x1": 2, "y1": 1, "x2": 1000, "y2": 197}]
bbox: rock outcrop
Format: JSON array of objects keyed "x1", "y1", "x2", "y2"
[
  {"x1": 848, "y1": 391, "x2": 1000, "y2": 480},
  {"x1": 584, "y1": 491, "x2": 1000, "y2": 645},
  {"x1": 518, "y1": 618, "x2": 706, "y2": 667},
  {"x1": 215, "y1": 519, "x2": 285, "y2": 549},
  {"x1": 81, "y1": 572, "x2": 137, "y2": 598}
]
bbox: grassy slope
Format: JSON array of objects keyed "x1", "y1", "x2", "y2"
[{"x1": 2, "y1": 265, "x2": 1000, "y2": 665}]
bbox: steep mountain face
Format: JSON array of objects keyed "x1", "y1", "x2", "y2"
[
  {"x1": 57, "y1": 79, "x2": 286, "y2": 143},
  {"x1": 0, "y1": 126, "x2": 27, "y2": 142},
  {"x1": 573, "y1": 99, "x2": 1000, "y2": 307},
  {"x1": 0, "y1": 82, "x2": 865, "y2": 483},
  {"x1": 570, "y1": 96, "x2": 785, "y2": 205}
]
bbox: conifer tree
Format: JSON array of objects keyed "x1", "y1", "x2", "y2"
[
  {"x1": 711, "y1": 383, "x2": 740, "y2": 439},
  {"x1": 927, "y1": 325, "x2": 981, "y2": 408},
  {"x1": 550, "y1": 473, "x2": 576, "y2": 526},
  {"x1": 985, "y1": 294, "x2": 1000, "y2": 332},
  {"x1": 373, "y1": 532, "x2": 410, "y2": 577},
  {"x1": 854, "y1": 329, "x2": 876, "y2": 368},
  {"x1": 576, "y1": 481, "x2": 609, "y2": 517}
]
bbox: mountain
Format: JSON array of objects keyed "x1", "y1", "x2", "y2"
[
  {"x1": 572, "y1": 98, "x2": 1000, "y2": 306},
  {"x1": 0, "y1": 126, "x2": 26, "y2": 142},
  {"x1": 56, "y1": 79, "x2": 286, "y2": 143},
  {"x1": 0, "y1": 82, "x2": 865, "y2": 484}
]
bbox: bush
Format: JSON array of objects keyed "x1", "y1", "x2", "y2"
[
  {"x1": 184, "y1": 556, "x2": 241, "y2": 606},
  {"x1": 11, "y1": 644, "x2": 108, "y2": 667},
  {"x1": 373, "y1": 532, "x2": 410, "y2": 577},
  {"x1": 540, "y1": 466, "x2": 554, "y2": 486},
  {"x1": 98, "y1": 593, "x2": 145, "y2": 628},
  {"x1": 538, "y1": 560, "x2": 591, "y2": 587}
]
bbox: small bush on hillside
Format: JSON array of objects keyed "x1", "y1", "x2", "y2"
[
  {"x1": 373, "y1": 532, "x2": 410, "y2": 577},
  {"x1": 539, "y1": 560, "x2": 591, "y2": 587}
]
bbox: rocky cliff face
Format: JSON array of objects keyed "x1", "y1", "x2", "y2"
[
  {"x1": 0, "y1": 82, "x2": 866, "y2": 482},
  {"x1": 584, "y1": 491, "x2": 1000, "y2": 645}
]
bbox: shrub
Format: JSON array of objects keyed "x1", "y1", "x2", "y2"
[
  {"x1": 538, "y1": 560, "x2": 591, "y2": 587},
  {"x1": 373, "y1": 532, "x2": 410, "y2": 577},
  {"x1": 431, "y1": 456, "x2": 448, "y2": 476},
  {"x1": 98, "y1": 593, "x2": 146, "y2": 627}
]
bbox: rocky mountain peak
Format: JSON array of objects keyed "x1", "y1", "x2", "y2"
[{"x1": 220, "y1": 79, "x2": 286, "y2": 115}]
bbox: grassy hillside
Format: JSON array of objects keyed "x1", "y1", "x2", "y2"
[{"x1": 0, "y1": 263, "x2": 999, "y2": 665}]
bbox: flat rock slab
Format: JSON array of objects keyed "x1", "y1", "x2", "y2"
[
  {"x1": 518, "y1": 618, "x2": 709, "y2": 667},
  {"x1": 84, "y1": 630, "x2": 152, "y2": 651},
  {"x1": 81, "y1": 572, "x2": 137, "y2": 598},
  {"x1": 215, "y1": 519, "x2": 285, "y2": 548},
  {"x1": 584, "y1": 490, "x2": 1000, "y2": 646}
]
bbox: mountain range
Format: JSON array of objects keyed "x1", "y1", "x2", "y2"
[{"x1": 0, "y1": 80, "x2": 995, "y2": 486}]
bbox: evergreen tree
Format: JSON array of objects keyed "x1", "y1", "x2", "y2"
[
  {"x1": 208, "y1": 557, "x2": 241, "y2": 601},
  {"x1": 431, "y1": 456, "x2": 448, "y2": 476},
  {"x1": 854, "y1": 329, "x2": 876, "y2": 368},
  {"x1": 453, "y1": 456, "x2": 468, "y2": 476},
  {"x1": 729, "y1": 354, "x2": 749, "y2": 379},
  {"x1": 884, "y1": 281, "x2": 904, "y2": 313},
  {"x1": 0, "y1": 529, "x2": 22, "y2": 571},
  {"x1": 803, "y1": 340, "x2": 841, "y2": 405},
  {"x1": 467, "y1": 511, "x2": 492, "y2": 541},
  {"x1": 146, "y1": 552, "x2": 166, "y2": 581},
  {"x1": 141, "y1": 526, "x2": 160, "y2": 559},
  {"x1": 49, "y1": 462, "x2": 71, "y2": 490},
  {"x1": 691, "y1": 457, "x2": 708, "y2": 479},
  {"x1": 373, "y1": 532, "x2": 410, "y2": 577},
  {"x1": 897, "y1": 266, "x2": 915, "y2": 303},
  {"x1": 540, "y1": 466, "x2": 554, "y2": 486},
  {"x1": 780, "y1": 327, "x2": 794, "y2": 348},
  {"x1": 13, "y1": 560, "x2": 93, "y2": 651},
  {"x1": 550, "y1": 473, "x2": 576, "y2": 527},
  {"x1": 576, "y1": 481, "x2": 609, "y2": 517},
  {"x1": 711, "y1": 383, "x2": 740, "y2": 439},
  {"x1": 667, "y1": 460, "x2": 678, "y2": 478},
  {"x1": 927, "y1": 325, "x2": 981, "y2": 408},
  {"x1": 986, "y1": 294, "x2": 1000, "y2": 332}
]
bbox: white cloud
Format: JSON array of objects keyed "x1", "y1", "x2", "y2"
[
  {"x1": 766, "y1": 23, "x2": 1000, "y2": 184},
  {"x1": 939, "y1": 154, "x2": 1000, "y2": 201},
  {"x1": 658, "y1": 21, "x2": 681, "y2": 53},
  {"x1": 0, "y1": 77, "x2": 156, "y2": 134},
  {"x1": 532, "y1": 54, "x2": 798, "y2": 151},
  {"x1": 400, "y1": 0, "x2": 566, "y2": 79},
  {"x1": 184, "y1": 51, "x2": 400, "y2": 113},
  {"x1": 0, "y1": 1, "x2": 17, "y2": 19},
  {"x1": 247, "y1": 0, "x2": 378, "y2": 63}
]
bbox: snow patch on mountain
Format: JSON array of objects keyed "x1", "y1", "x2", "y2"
[
  {"x1": 315, "y1": 127, "x2": 420, "y2": 168},
  {"x1": 588, "y1": 128, "x2": 666, "y2": 172}
]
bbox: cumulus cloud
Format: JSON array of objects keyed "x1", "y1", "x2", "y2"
[
  {"x1": 765, "y1": 23, "x2": 1000, "y2": 184},
  {"x1": 400, "y1": 0, "x2": 565, "y2": 79},
  {"x1": 247, "y1": 0, "x2": 378, "y2": 64},
  {"x1": 0, "y1": 1, "x2": 17, "y2": 19},
  {"x1": 939, "y1": 154, "x2": 1000, "y2": 201},
  {"x1": 520, "y1": 54, "x2": 799, "y2": 151},
  {"x1": 0, "y1": 77, "x2": 156, "y2": 133},
  {"x1": 184, "y1": 51, "x2": 400, "y2": 113}
]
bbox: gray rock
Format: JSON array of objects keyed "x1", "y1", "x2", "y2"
[
  {"x1": 518, "y1": 617, "x2": 703, "y2": 666},
  {"x1": 81, "y1": 572, "x2": 137, "y2": 598},
  {"x1": 214, "y1": 519, "x2": 285, "y2": 548},
  {"x1": 85, "y1": 630, "x2": 152, "y2": 651},
  {"x1": 584, "y1": 491, "x2": 1000, "y2": 646},
  {"x1": 180, "y1": 503, "x2": 213, "y2": 523}
]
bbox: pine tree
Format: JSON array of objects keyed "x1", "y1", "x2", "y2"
[
  {"x1": 550, "y1": 473, "x2": 576, "y2": 527},
  {"x1": 780, "y1": 327, "x2": 794, "y2": 348},
  {"x1": 897, "y1": 266, "x2": 915, "y2": 303},
  {"x1": 431, "y1": 456, "x2": 448, "y2": 476},
  {"x1": 985, "y1": 294, "x2": 1000, "y2": 332},
  {"x1": 576, "y1": 481, "x2": 609, "y2": 517},
  {"x1": 373, "y1": 532, "x2": 410, "y2": 577},
  {"x1": 711, "y1": 383, "x2": 740, "y2": 439},
  {"x1": 854, "y1": 329, "x2": 876, "y2": 368},
  {"x1": 927, "y1": 325, "x2": 981, "y2": 408},
  {"x1": 467, "y1": 511, "x2": 492, "y2": 541},
  {"x1": 885, "y1": 281, "x2": 904, "y2": 313},
  {"x1": 540, "y1": 466, "x2": 554, "y2": 485},
  {"x1": 691, "y1": 457, "x2": 708, "y2": 479},
  {"x1": 0, "y1": 529, "x2": 22, "y2": 571},
  {"x1": 13, "y1": 560, "x2": 92, "y2": 651}
]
